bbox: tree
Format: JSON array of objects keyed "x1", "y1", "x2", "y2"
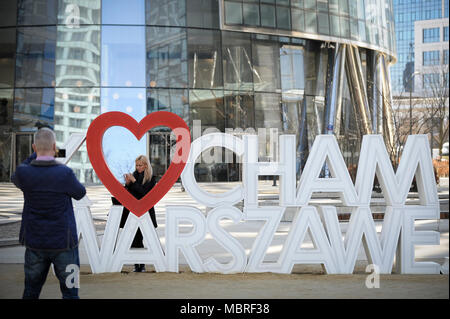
[{"x1": 420, "y1": 65, "x2": 449, "y2": 156}]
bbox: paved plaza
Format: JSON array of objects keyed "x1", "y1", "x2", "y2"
[{"x1": 0, "y1": 181, "x2": 448, "y2": 299}]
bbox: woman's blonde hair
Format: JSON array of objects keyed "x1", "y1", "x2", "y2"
[{"x1": 135, "y1": 155, "x2": 152, "y2": 184}]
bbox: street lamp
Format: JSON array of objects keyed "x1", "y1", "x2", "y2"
[{"x1": 407, "y1": 71, "x2": 420, "y2": 135}]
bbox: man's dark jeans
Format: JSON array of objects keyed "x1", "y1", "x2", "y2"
[{"x1": 23, "y1": 247, "x2": 80, "y2": 299}]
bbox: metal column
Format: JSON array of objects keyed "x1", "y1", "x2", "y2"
[
  {"x1": 367, "y1": 51, "x2": 384, "y2": 134},
  {"x1": 380, "y1": 54, "x2": 396, "y2": 150},
  {"x1": 374, "y1": 53, "x2": 384, "y2": 135},
  {"x1": 326, "y1": 43, "x2": 346, "y2": 135},
  {"x1": 345, "y1": 45, "x2": 373, "y2": 135}
]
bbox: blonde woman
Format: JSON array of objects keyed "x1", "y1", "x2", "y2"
[{"x1": 120, "y1": 155, "x2": 157, "y2": 272}]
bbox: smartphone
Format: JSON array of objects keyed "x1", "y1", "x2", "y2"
[{"x1": 56, "y1": 148, "x2": 66, "y2": 158}]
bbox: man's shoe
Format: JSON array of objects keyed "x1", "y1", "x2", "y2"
[{"x1": 140, "y1": 264, "x2": 146, "y2": 272}]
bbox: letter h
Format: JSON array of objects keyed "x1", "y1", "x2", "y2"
[{"x1": 243, "y1": 135, "x2": 296, "y2": 208}]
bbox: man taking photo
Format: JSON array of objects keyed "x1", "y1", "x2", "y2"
[{"x1": 12, "y1": 128, "x2": 86, "y2": 299}]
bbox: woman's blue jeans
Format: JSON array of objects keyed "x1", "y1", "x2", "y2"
[{"x1": 23, "y1": 247, "x2": 80, "y2": 299}]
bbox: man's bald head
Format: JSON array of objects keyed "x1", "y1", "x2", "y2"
[{"x1": 33, "y1": 128, "x2": 56, "y2": 155}]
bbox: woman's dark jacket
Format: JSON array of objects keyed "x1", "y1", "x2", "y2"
[{"x1": 120, "y1": 171, "x2": 158, "y2": 228}]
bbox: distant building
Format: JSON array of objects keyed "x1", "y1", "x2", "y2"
[
  {"x1": 414, "y1": 17, "x2": 449, "y2": 93},
  {"x1": 391, "y1": 0, "x2": 449, "y2": 94}
]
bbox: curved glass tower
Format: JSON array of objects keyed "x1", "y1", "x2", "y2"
[{"x1": 0, "y1": 0, "x2": 397, "y2": 184}]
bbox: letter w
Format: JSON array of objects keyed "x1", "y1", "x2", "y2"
[{"x1": 74, "y1": 200, "x2": 122, "y2": 273}]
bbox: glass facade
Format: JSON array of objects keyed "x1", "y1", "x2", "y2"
[
  {"x1": 1, "y1": 0, "x2": 397, "y2": 184},
  {"x1": 391, "y1": 0, "x2": 446, "y2": 93},
  {"x1": 423, "y1": 50, "x2": 440, "y2": 66},
  {"x1": 222, "y1": 0, "x2": 396, "y2": 55},
  {"x1": 423, "y1": 27, "x2": 440, "y2": 43}
]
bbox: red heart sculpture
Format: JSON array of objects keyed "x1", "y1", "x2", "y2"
[{"x1": 86, "y1": 111, "x2": 191, "y2": 217}]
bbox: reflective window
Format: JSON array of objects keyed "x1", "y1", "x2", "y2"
[
  {"x1": 147, "y1": 27, "x2": 188, "y2": 89},
  {"x1": 189, "y1": 89, "x2": 225, "y2": 131},
  {"x1": 101, "y1": 26, "x2": 146, "y2": 87},
  {"x1": 147, "y1": 88, "x2": 189, "y2": 180},
  {"x1": 317, "y1": 0, "x2": 328, "y2": 12},
  {"x1": 445, "y1": 0, "x2": 449, "y2": 18},
  {"x1": 16, "y1": 26, "x2": 56, "y2": 88},
  {"x1": 54, "y1": 87, "x2": 100, "y2": 183},
  {"x1": 56, "y1": 25, "x2": 101, "y2": 87},
  {"x1": 222, "y1": 31, "x2": 253, "y2": 91},
  {"x1": 186, "y1": 0, "x2": 220, "y2": 29},
  {"x1": 147, "y1": 88, "x2": 189, "y2": 122},
  {"x1": 358, "y1": 21, "x2": 367, "y2": 41},
  {"x1": 423, "y1": 27, "x2": 440, "y2": 43},
  {"x1": 304, "y1": 0, "x2": 316, "y2": 10},
  {"x1": 348, "y1": 0, "x2": 357, "y2": 18},
  {"x1": 17, "y1": 0, "x2": 57, "y2": 25},
  {"x1": 0, "y1": 90, "x2": 13, "y2": 128},
  {"x1": 13, "y1": 88, "x2": 54, "y2": 129},
  {"x1": 330, "y1": 14, "x2": 340, "y2": 37},
  {"x1": 261, "y1": 4, "x2": 276, "y2": 28},
  {"x1": 291, "y1": 8, "x2": 305, "y2": 32},
  {"x1": 243, "y1": 3, "x2": 260, "y2": 26},
  {"x1": 291, "y1": 0, "x2": 304, "y2": 8},
  {"x1": 146, "y1": 0, "x2": 186, "y2": 26},
  {"x1": 328, "y1": 0, "x2": 338, "y2": 13},
  {"x1": 423, "y1": 51, "x2": 440, "y2": 66},
  {"x1": 444, "y1": 50, "x2": 449, "y2": 65},
  {"x1": 281, "y1": 94, "x2": 302, "y2": 134},
  {"x1": 57, "y1": 0, "x2": 101, "y2": 25},
  {"x1": 101, "y1": 88, "x2": 146, "y2": 120},
  {"x1": 101, "y1": 88, "x2": 147, "y2": 183},
  {"x1": 188, "y1": 29, "x2": 223, "y2": 89},
  {"x1": 304, "y1": 10, "x2": 317, "y2": 33},
  {"x1": 225, "y1": 1, "x2": 243, "y2": 24},
  {"x1": 357, "y1": 0, "x2": 365, "y2": 20},
  {"x1": 303, "y1": 41, "x2": 326, "y2": 96},
  {"x1": 277, "y1": 0, "x2": 290, "y2": 5},
  {"x1": 339, "y1": 0, "x2": 349, "y2": 16},
  {"x1": 280, "y1": 45, "x2": 305, "y2": 92},
  {"x1": 254, "y1": 93, "x2": 282, "y2": 139},
  {"x1": 0, "y1": 0, "x2": 17, "y2": 26},
  {"x1": 276, "y1": 6, "x2": 291, "y2": 30},
  {"x1": 350, "y1": 19, "x2": 358, "y2": 40},
  {"x1": 252, "y1": 36, "x2": 281, "y2": 92},
  {"x1": 54, "y1": 87, "x2": 100, "y2": 132},
  {"x1": 340, "y1": 16, "x2": 350, "y2": 37},
  {"x1": 0, "y1": 29, "x2": 16, "y2": 88},
  {"x1": 444, "y1": 26, "x2": 449, "y2": 42},
  {"x1": 224, "y1": 90, "x2": 255, "y2": 129},
  {"x1": 317, "y1": 12, "x2": 329, "y2": 35},
  {"x1": 102, "y1": 0, "x2": 145, "y2": 25}
]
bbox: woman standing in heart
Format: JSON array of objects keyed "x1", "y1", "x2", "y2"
[{"x1": 121, "y1": 155, "x2": 158, "y2": 272}]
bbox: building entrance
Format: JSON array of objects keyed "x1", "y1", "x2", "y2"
[
  {"x1": 148, "y1": 130, "x2": 174, "y2": 182},
  {"x1": 12, "y1": 132, "x2": 34, "y2": 173}
]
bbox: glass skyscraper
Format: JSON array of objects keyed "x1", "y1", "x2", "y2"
[
  {"x1": 391, "y1": 0, "x2": 448, "y2": 94},
  {"x1": 0, "y1": 0, "x2": 398, "y2": 185}
]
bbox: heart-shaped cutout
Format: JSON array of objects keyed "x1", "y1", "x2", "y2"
[{"x1": 86, "y1": 111, "x2": 191, "y2": 217}]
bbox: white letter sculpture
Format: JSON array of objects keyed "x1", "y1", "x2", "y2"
[{"x1": 72, "y1": 132, "x2": 440, "y2": 274}]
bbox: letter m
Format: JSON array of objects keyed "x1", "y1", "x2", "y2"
[{"x1": 355, "y1": 135, "x2": 438, "y2": 207}]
